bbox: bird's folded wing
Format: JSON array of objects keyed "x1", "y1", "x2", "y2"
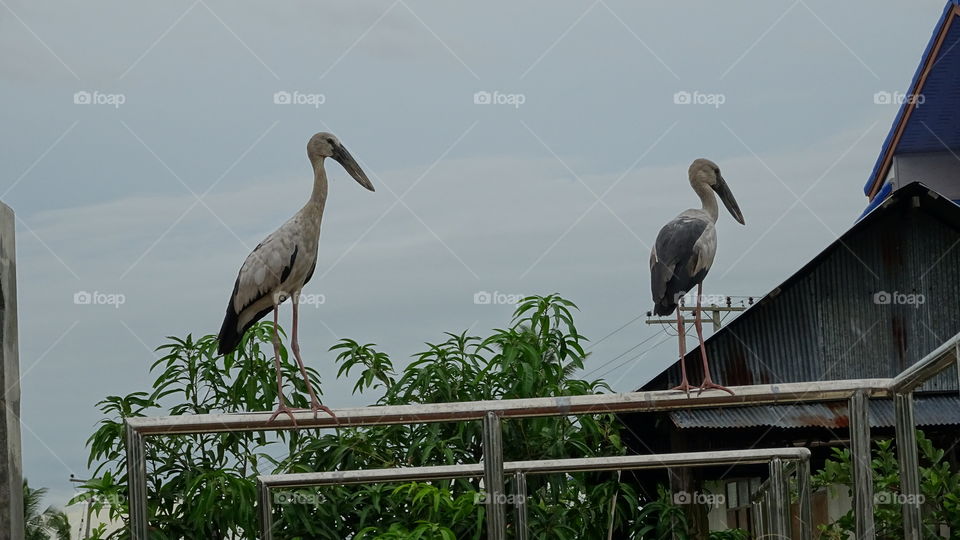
[{"x1": 233, "y1": 230, "x2": 299, "y2": 312}]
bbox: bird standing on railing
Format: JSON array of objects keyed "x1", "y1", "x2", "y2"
[
  {"x1": 650, "y1": 158, "x2": 744, "y2": 396},
  {"x1": 217, "y1": 132, "x2": 375, "y2": 421}
]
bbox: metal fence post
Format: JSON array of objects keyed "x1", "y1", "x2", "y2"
[
  {"x1": 768, "y1": 458, "x2": 790, "y2": 539},
  {"x1": 125, "y1": 423, "x2": 148, "y2": 540},
  {"x1": 258, "y1": 478, "x2": 274, "y2": 540},
  {"x1": 482, "y1": 412, "x2": 506, "y2": 540},
  {"x1": 895, "y1": 392, "x2": 922, "y2": 540},
  {"x1": 513, "y1": 471, "x2": 528, "y2": 540},
  {"x1": 850, "y1": 390, "x2": 875, "y2": 540},
  {"x1": 796, "y1": 456, "x2": 812, "y2": 540}
]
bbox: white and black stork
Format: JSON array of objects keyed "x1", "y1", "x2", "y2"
[
  {"x1": 217, "y1": 132, "x2": 374, "y2": 421},
  {"x1": 649, "y1": 158, "x2": 744, "y2": 396}
]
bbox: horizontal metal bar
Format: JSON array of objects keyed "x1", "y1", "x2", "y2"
[
  {"x1": 891, "y1": 330, "x2": 960, "y2": 393},
  {"x1": 258, "y1": 448, "x2": 811, "y2": 488},
  {"x1": 126, "y1": 379, "x2": 892, "y2": 436}
]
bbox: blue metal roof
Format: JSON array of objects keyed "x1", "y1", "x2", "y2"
[
  {"x1": 864, "y1": 1, "x2": 960, "y2": 201},
  {"x1": 670, "y1": 395, "x2": 960, "y2": 430}
]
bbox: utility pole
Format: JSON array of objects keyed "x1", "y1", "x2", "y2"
[
  {"x1": 645, "y1": 296, "x2": 754, "y2": 332},
  {"x1": 0, "y1": 202, "x2": 22, "y2": 540}
]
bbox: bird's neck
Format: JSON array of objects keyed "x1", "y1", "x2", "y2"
[
  {"x1": 308, "y1": 158, "x2": 329, "y2": 211},
  {"x1": 693, "y1": 182, "x2": 719, "y2": 222}
]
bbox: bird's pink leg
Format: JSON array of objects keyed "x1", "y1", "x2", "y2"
[
  {"x1": 671, "y1": 304, "x2": 693, "y2": 397},
  {"x1": 291, "y1": 296, "x2": 337, "y2": 422},
  {"x1": 268, "y1": 304, "x2": 298, "y2": 424},
  {"x1": 696, "y1": 283, "x2": 734, "y2": 396}
]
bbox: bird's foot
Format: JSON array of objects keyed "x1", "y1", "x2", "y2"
[
  {"x1": 697, "y1": 379, "x2": 735, "y2": 396},
  {"x1": 671, "y1": 382, "x2": 694, "y2": 398},
  {"x1": 268, "y1": 404, "x2": 299, "y2": 425},
  {"x1": 298, "y1": 399, "x2": 338, "y2": 423}
]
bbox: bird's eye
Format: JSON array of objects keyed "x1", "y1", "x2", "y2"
[{"x1": 327, "y1": 138, "x2": 335, "y2": 145}]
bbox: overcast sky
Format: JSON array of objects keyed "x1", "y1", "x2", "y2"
[{"x1": 1, "y1": 0, "x2": 947, "y2": 511}]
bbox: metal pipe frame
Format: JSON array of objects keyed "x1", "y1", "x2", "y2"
[
  {"x1": 850, "y1": 390, "x2": 875, "y2": 540},
  {"x1": 256, "y1": 448, "x2": 810, "y2": 539},
  {"x1": 895, "y1": 392, "x2": 922, "y2": 540},
  {"x1": 124, "y1": 330, "x2": 960, "y2": 539}
]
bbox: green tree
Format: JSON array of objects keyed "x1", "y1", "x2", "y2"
[
  {"x1": 74, "y1": 295, "x2": 746, "y2": 538},
  {"x1": 23, "y1": 478, "x2": 71, "y2": 540},
  {"x1": 813, "y1": 430, "x2": 960, "y2": 539}
]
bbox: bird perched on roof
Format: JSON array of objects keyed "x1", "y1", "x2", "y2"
[
  {"x1": 217, "y1": 132, "x2": 375, "y2": 421},
  {"x1": 649, "y1": 158, "x2": 744, "y2": 396}
]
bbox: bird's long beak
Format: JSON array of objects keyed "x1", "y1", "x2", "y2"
[
  {"x1": 712, "y1": 175, "x2": 745, "y2": 224},
  {"x1": 332, "y1": 143, "x2": 375, "y2": 192}
]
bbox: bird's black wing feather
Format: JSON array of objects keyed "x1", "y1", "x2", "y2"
[
  {"x1": 650, "y1": 216, "x2": 709, "y2": 315},
  {"x1": 217, "y1": 240, "x2": 300, "y2": 355}
]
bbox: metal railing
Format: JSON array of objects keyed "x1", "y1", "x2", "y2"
[
  {"x1": 257, "y1": 448, "x2": 812, "y2": 540},
  {"x1": 123, "y1": 330, "x2": 960, "y2": 539}
]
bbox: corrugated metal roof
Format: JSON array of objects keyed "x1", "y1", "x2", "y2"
[
  {"x1": 670, "y1": 395, "x2": 960, "y2": 430},
  {"x1": 640, "y1": 183, "x2": 960, "y2": 394},
  {"x1": 865, "y1": 1, "x2": 960, "y2": 199}
]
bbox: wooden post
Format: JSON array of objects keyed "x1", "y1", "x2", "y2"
[{"x1": 0, "y1": 202, "x2": 23, "y2": 539}]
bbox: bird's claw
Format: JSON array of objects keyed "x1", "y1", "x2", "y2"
[
  {"x1": 268, "y1": 404, "x2": 299, "y2": 425},
  {"x1": 297, "y1": 399, "x2": 339, "y2": 424},
  {"x1": 671, "y1": 382, "x2": 694, "y2": 398},
  {"x1": 697, "y1": 380, "x2": 735, "y2": 396}
]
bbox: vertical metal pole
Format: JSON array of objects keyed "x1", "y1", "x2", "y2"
[
  {"x1": 125, "y1": 423, "x2": 148, "y2": 540},
  {"x1": 768, "y1": 458, "x2": 790, "y2": 539},
  {"x1": 850, "y1": 390, "x2": 876, "y2": 540},
  {"x1": 895, "y1": 392, "x2": 922, "y2": 540},
  {"x1": 797, "y1": 457, "x2": 813, "y2": 540},
  {"x1": 751, "y1": 499, "x2": 763, "y2": 537},
  {"x1": 0, "y1": 202, "x2": 24, "y2": 540},
  {"x1": 482, "y1": 412, "x2": 506, "y2": 540},
  {"x1": 258, "y1": 481, "x2": 274, "y2": 540},
  {"x1": 513, "y1": 471, "x2": 528, "y2": 540}
]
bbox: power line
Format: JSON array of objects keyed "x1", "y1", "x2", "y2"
[
  {"x1": 583, "y1": 331, "x2": 662, "y2": 377},
  {"x1": 596, "y1": 334, "x2": 673, "y2": 380}
]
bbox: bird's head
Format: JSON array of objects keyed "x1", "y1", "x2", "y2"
[
  {"x1": 307, "y1": 132, "x2": 375, "y2": 192},
  {"x1": 689, "y1": 158, "x2": 744, "y2": 225}
]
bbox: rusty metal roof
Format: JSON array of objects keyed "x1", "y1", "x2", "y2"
[{"x1": 669, "y1": 395, "x2": 960, "y2": 430}]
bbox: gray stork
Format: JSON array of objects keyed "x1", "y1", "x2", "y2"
[
  {"x1": 217, "y1": 132, "x2": 374, "y2": 421},
  {"x1": 649, "y1": 158, "x2": 744, "y2": 395}
]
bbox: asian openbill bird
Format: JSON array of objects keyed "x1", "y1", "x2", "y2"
[
  {"x1": 217, "y1": 132, "x2": 374, "y2": 421},
  {"x1": 649, "y1": 158, "x2": 744, "y2": 395}
]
